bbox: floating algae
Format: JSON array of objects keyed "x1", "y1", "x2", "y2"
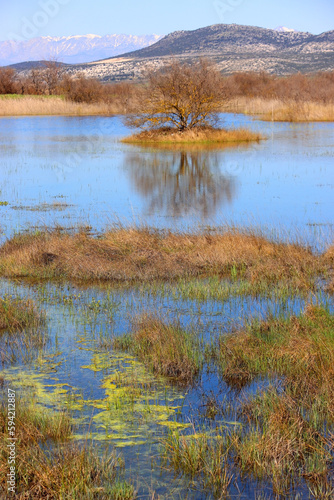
[{"x1": 78, "y1": 351, "x2": 191, "y2": 447}]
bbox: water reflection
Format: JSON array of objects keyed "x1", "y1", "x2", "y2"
[{"x1": 125, "y1": 150, "x2": 237, "y2": 218}]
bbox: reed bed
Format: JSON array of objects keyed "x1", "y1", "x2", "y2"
[
  {"x1": 1, "y1": 94, "x2": 333, "y2": 122},
  {"x1": 227, "y1": 97, "x2": 334, "y2": 122},
  {"x1": 0, "y1": 227, "x2": 328, "y2": 289},
  {"x1": 0, "y1": 95, "x2": 116, "y2": 117}
]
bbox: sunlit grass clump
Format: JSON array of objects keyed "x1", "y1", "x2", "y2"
[
  {"x1": 113, "y1": 315, "x2": 203, "y2": 384},
  {"x1": 121, "y1": 126, "x2": 262, "y2": 145},
  {"x1": 218, "y1": 305, "x2": 334, "y2": 397},
  {"x1": 0, "y1": 226, "x2": 328, "y2": 289}
]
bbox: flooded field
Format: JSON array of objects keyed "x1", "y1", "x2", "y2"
[
  {"x1": 0, "y1": 114, "x2": 333, "y2": 245},
  {"x1": 0, "y1": 114, "x2": 333, "y2": 499}
]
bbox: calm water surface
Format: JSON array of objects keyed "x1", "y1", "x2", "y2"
[{"x1": 0, "y1": 114, "x2": 333, "y2": 245}]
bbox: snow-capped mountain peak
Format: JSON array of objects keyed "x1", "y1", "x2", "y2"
[
  {"x1": 275, "y1": 26, "x2": 297, "y2": 33},
  {"x1": 0, "y1": 33, "x2": 164, "y2": 66}
]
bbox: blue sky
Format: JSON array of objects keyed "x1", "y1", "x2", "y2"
[{"x1": 1, "y1": 0, "x2": 333, "y2": 41}]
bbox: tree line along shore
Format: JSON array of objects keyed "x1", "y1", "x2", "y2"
[{"x1": 0, "y1": 62, "x2": 334, "y2": 122}]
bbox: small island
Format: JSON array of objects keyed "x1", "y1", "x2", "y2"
[{"x1": 121, "y1": 59, "x2": 263, "y2": 145}]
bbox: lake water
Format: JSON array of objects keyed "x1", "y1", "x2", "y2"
[
  {"x1": 0, "y1": 114, "x2": 333, "y2": 247},
  {"x1": 0, "y1": 114, "x2": 333, "y2": 498}
]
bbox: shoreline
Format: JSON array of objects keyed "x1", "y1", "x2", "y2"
[{"x1": 1, "y1": 95, "x2": 334, "y2": 122}]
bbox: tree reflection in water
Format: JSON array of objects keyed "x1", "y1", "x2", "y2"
[{"x1": 125, "y1": 150, "x2": 237, "y2": 218}]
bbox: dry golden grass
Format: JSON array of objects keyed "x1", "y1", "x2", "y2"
[
  {"x1": 122, "y1": 126, "x2": 262, "y2": 144},
  {"x1": 0, "y1": 228, "x2": 324, "y2": 288},
  {"x1": 226, "y1": 97, "x2": 334, "y2": 122},
  {"x1": 2, "y1": 95, "x2": 333, "y2": 122},
  {"x1": 0, "y1": 95, "x2": 117, "y2": 116}
]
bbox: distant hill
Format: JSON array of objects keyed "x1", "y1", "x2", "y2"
[
  {"x1": 7, "y1": 60, "x2": 70, "y2": 72},
  {"x1": 69, "y1": 23, "x2": 334, "y2": 81},
  {"x1": 0, "y1": 34, "x2": 163, "y2": 66}
]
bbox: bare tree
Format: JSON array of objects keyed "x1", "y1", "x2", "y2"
[
  {"x1": 43, "y1": 59, "x2": 64, "y2": 95},
  {"x1": 29, "y1": 69, "x2": 46, "y2": 95},
  {"x1": 0, "y1": 68, "x2": 17, "y2": 94},
  {"x1": 126, "y1": 59, "x2": 228, "y2": 131}
]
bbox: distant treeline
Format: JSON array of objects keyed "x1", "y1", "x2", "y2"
[
  {"x1": 1, "y1": 62, "x2": 334, "y2": 108},
  {"x1": 223, "y1": 71, "x2": 334, "y2": 103}
]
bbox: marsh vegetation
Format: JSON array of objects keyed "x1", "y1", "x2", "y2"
[{"x1": 0, "y1": 109, "x2": 333, "y2": 498}]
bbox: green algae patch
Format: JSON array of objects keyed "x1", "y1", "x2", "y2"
[
  {"x1": 2, "y1": 350, "x2": 190, "y2": 449},
  {"x1": 80, "y1": 355, "x2": 191, "y2": 446},
  {"x1": 1, "y1": 368, "x2": 78, "y2": 407}
]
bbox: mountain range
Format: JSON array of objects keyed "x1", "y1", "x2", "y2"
[
  {"x1": 68, "y1": 24, "x2": 334, "y2": 80},
  {"x1": 0, "y1": 34, "x2": 163, "y2": 66},
  {"x1": 4, "y1": 24, "x2": 334, "y2": 79}
]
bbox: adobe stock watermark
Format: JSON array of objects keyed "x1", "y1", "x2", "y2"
[
  {"x1": 53, "y1": 118, "x2": 117, "y2": 182},
  {"x1": 7, "y1": 0, "x2": 70, "y2": 42},
  {"x1": 213, "y1": 0, "x2": 245, "y2": 22}
]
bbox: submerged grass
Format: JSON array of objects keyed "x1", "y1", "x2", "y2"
[
  {"x1": 121, "y1": 126, "x2": 262, "y2": 145},
  {"x1": 0, "y1": 295, "x2": 46, "y2": 365},
  {"x1": 0, "y1": 226, "x2": 328, "y2": 290},
  {"x1": 113, "y1": 315, "x2": 203, "y2": 384},
  {"x1": 0, "y1": 295, "x2": 42, "y2": 331},
  {"x1": 161, "y1": 428, "x2": 234, "y2": 498},
  {"x1": 217, "y1": 305, "x2": 334, "y2": 496},
  {"x1": 234, "y1": 390, "x2": 334, "y2": 497},
  {"x1": 0, "y1": 395, "x2": 135, "y2": 499}
]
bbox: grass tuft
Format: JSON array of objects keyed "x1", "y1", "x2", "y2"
[
  {"x1": 161, "y1": 428, "x2": 234, "y2": 497},
  {"x1": 113, "y1": 315, "x2": 203, "y2": 384},
  {"x1": 0, "y1": 295, "x2": 46, "y2": 365},
  {"x1": 0, "y1": 295, "x2": 42, "y2": 332}
]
